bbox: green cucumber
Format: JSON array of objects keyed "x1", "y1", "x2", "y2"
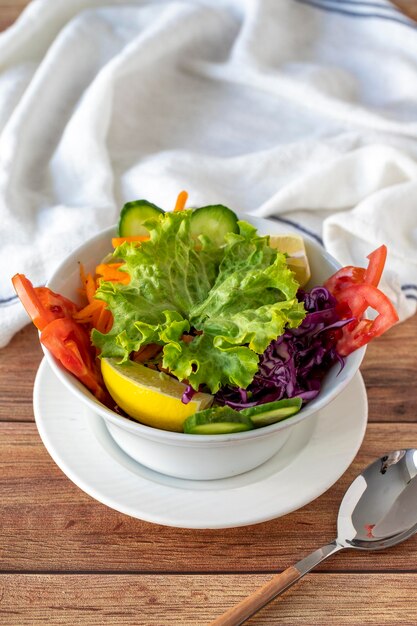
[
  {"x1": 190, "y1": 205, "x2": 239, "y2": 247},
  {"x1": 241, "y1": 397, "x2": 302, "y2": 428},
  {"x1": 118, "y1": 200, "x2": 164, "y2": 237},
  {"x1": 184, "y1": 406, "x2": 253, "y2": 435}
]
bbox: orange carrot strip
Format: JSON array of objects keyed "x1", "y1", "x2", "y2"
[
  {"x1": 92, "y1": 307, "x2": 102, "y2": 329},
  {"x1": 74, "y1": 299, "x2": 113, "y2": 334},
  {"x1": 73, "y1": 300, "x2": 105, "y2": 323},
  {"x1": 77, "y1": 264, "x2": 89, "y2": 303},
  {"x1": 112, "y1": 235, "x2": 149, "y2": 248},
  {"x1": 174, "y1": 190, "x2": 188, "y2": 212},
  {"x1": 95, "y1": 305, "x2": 111, "y2": 334},
  {"x1": 78, "y1": 263, "x2": 97, "y2": 304},
  {"x1": 96, "y1": 263, "x2": 130, "y2": 285},
  {"x1": 97, "y1": 262, "x2": 123, "y2": 271},
  {"x1": 85, "y1": 273, "x2": 97, "y2": 304}
]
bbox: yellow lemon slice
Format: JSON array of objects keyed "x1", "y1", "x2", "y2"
[
  {"x1": 101, "y1": 358, "x2": 213, "y2": 432},
  {"x1": 269, "y1": 234, "x2": 311, "y2": 287}
]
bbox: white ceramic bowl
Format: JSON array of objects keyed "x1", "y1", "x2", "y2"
[{"x1": 43, "y1": 215, "x2": 365, "y2": 480}]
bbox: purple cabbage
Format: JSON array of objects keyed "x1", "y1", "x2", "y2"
[
  {"x1": 182, "y1": 384, "x2": 196, "y2": 405},
  {"x1": 214, "y1": 287, "x2": 353, "y2": 410}
]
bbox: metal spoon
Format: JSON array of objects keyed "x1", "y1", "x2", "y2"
[{"x1": 210, "y1": 449, "x2": 417, "y2": 626}]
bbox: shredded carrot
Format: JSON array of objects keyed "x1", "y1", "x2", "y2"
[
  {"x1": 85, "y1": 274, "x2": 97, "y2": 304},
  {"x1": 112, "y1": 235, "x2": 149, "y2": 248},
  {"x1": 174, "y1": 190, "x2": 188, "y2": 212},
  {"x1": 92, "y1": 303, "x2": 103, "y2": 329},
  {"x1": 73, "y1": 300, "x2": 105, "y2": 324},
  {"x1": 96, "y1": 263, "x2": 130, "y2": 285},
  {"x1": 78, "y1": 264, "x2": 89, "y2": 303},
  {"x1": 95, "y1": 305, "x2": 112, "y2": 334},
  {"x1": 75, "y1": 257, "x2": 120, "y2": 334}
]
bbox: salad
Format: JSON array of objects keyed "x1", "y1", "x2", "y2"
[{"x1": 13, "y1": 192, "x2": 399, "y2": 435}]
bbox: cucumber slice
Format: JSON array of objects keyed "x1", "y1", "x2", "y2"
[
  {"x1": 190, "y1": 205, "x2": 239, "y2": 247},
  {"x1": 118, "y1": 200, "x2": 164, "y2": 237},
  {"x1": 241, "y1": 397, "x2": 302, "y2": 428},
  {"x1": 183, "y1": 406, "x2": 253, "y2": 435}
]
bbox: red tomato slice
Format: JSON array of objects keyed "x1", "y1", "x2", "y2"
[
  {"x1": 364, "y1": 245, "x2": 387, "y2": 288},
  {"x1": 12, "y1": 274, "x2": 56, "y2": 330},
  {"x1": 41, "y1": 318, "x2": 109, "y2": 403},
  {"x1": 324, "y1": 245, "x2": 389, "y2": 319},
  {"x1": 324, "y1": 266, "x2": 365, "y2": 297},
  {"x1": 325, "y1": 245, "x2": 387, "y2": 298},
  {"x1": 335, "y1": 283, "x2": 399, "y2": 356},
  {"x1": 36, "y1": 287, "x2": 78, "y2": 319},
  {"x1": 12, "y1": 274, "x2": 79, "y2": 330}
]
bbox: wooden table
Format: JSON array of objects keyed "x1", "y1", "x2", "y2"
[{"x1": 1, "y1": 2, "x2": 417, "y2": 624}]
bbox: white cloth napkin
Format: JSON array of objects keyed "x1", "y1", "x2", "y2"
[{"x1": 1, "y1": 0, "x2": 416, "y2": 347}]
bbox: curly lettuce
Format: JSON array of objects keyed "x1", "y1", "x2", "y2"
[{"x1": 92, "y1": 211, "x2": 305, "y2": 393}]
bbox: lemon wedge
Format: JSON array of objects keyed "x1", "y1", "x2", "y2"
[
  {"x1": 269, "y1": 234, "x2": 311, "y2": 287},
  {"x1": 101, "y1": 358, "x2": 213, "y2": 432}
]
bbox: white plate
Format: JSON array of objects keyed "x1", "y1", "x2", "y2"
[{"x1": 33, "y1": 359, "x2": 368, "y2": 529}]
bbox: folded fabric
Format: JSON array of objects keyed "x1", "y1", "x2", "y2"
[{"x1": 0, "y1": 0, "x2": 416, "y2": 348}]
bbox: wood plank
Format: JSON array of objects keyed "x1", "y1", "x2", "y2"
[
  {"x1": 392, "y1": 0, "x2": 417, "y2": 21},
  {"x1": 0, "y1": 325, "x2": 42, "y2": 422},
  {"x1": 0, "y1": 0, "x2": 29, "y2": 31},
  {"x1": 0, "y1": 573, "x2": 416, "y2": 625},
  {"x1": 1, "y1": 421, "x2": 417, "y2": 573}
]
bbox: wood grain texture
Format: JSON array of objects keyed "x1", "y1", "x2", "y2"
[
  {"x1": 0, "y1": 0, "x2": 28, "y2": 30},
  {"x1": 209, "y1": 566, "x2": 302, "y2": 626},
  {"x1": 0, "y1": 325, "x2": 42, "y2": 422},
  {"x1": 0, "y1": 573, "x2": 416, "y2": 625},
  {"x1": 392, "y1": 0, "x2": 417, "y2": 21},
  {"x1": 2, "y1": 421, "x2": 417, "y2": 573}
]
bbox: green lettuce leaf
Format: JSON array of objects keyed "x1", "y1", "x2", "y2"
[
  {"x1": 92, "y1": 211, "x2": 305, "y2": 393},
  {"x1": 92, "y1": 211, "x2": 218, "y2": 359},
  {"x1": 162, "y1": 331, "x2": 260, "y2": 394}
]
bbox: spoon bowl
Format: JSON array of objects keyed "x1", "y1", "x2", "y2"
[
  {"x1": 211, "y1": 449, "x2": 417, "y2": 625},
  {"x1": 338, "y1": 449, "x2": 417, "y2": 550}
]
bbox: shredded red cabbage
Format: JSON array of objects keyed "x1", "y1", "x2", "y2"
[
  {"x1": 182, "y1": 384, "x2": 196, "y2": 405},
  {"x1": 213, "y1": 286, "x2": 353, "y2": 410}
]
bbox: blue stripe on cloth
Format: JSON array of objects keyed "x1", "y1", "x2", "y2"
[
  {"x1": 401, "y1": 284, "x2": 417, "y2": 291},
  {"x1": 405, "y1": 293, "x2": 417, "y2": 301},
  {"x1": 0, "y1": 284, "x2": 45, "y2": 306},
  {"x1": 295, "y1": 0, "x2": 416, "y2": 29},
  {"x1": 0, "y1": 293, "x2": 19, "y2": 305},
  {"x1": 269, "y1": 215, "x2": 324, "y2": 245}
]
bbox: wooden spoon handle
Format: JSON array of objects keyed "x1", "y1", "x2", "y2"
[
  {"x1": 209, "y1": 565, "x2": 301, "y2": 626},
  {"x1": 209, "y1": 542, "x2": 343, "y2": 626}
]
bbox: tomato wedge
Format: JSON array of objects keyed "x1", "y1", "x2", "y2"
[
  {"x1": 12, "y1": 274, "x2": 56, "y2": 330},
  {"x1": 335, "y1": 283, "x2": 399, "y2": 356},
  {"x1": 12, "y1": 274, "x2": 78, "y2": 330},
  {"x1": 13, "y1": 273, "x2": 110, "y2": 405},
  {"x1": 41, "y1": 318, "x2": 109, "y2": 403},
  {"x1": 324, "y1": 245, "x2": 398, "y2": 355},
  {"x1": 36, "y1": 287, "x2": 78, "y2": 319},
  {"x1": 364, "y1": 245, "x2": 387, "y2": 288},
  {"x1": 324, "y1": 244, "x2": 387, "y2": 297},
  {"x1": 324, "y1": 266, "x2": 365, "y2": 297}
]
